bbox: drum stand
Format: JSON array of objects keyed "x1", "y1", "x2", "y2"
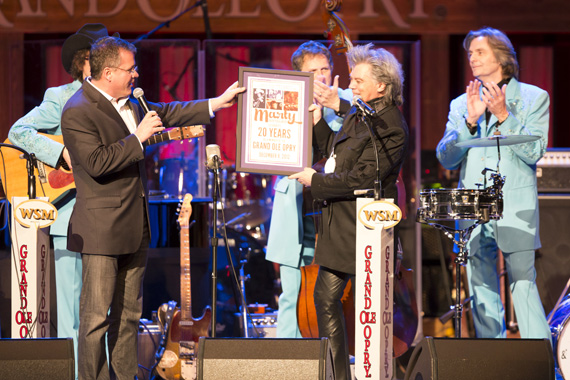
[
  {"x1": 238, "y1": 248, "x2": 251, "y2": 337},
  {"x1": 427, "y1": 221, "x2": 484, "y2": 338}
]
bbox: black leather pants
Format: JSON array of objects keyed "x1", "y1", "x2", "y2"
[{"x1": 314, "y1": 266, "x2": 354, "y2": 380}]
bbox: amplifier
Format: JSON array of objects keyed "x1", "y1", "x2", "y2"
[
  {"x1": 138, "y1": 319, "x2": 161, "y2": 378},
  {"x1": 537, "y1": 148, "x2": 570, "y2": 193},
  {"x1": 235, "y1": 312, "x2": 278, "y2": 338}
]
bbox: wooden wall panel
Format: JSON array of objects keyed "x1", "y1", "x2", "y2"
[
  {"x1": 420, "y1": 34, "x2": 449, "y2": 151},
  {"x1": 0, "y1": 1, "x2": 569, "y2": 35},
  {"x1": 0, "y1": 32, "x2": 23, "y2": 140}
]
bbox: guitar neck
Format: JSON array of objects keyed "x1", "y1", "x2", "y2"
[
  {"x1": 144, "y1": 125, "x2": 204, "y2": 147},
  {"x1": 180, "y1": 225, "x2": 193, "y2": 320}
]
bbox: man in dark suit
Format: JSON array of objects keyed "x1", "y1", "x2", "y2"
[
  {"x1": 61, "y1": 36, "x2": 243, "y2": 380},
  {"x1": 290, "y1": 44, "x2": 409, "y2": 380}
]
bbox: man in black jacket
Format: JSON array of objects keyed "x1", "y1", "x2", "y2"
[{"x1": 290, "y1": 43, "x2": 409, "y2": 380}]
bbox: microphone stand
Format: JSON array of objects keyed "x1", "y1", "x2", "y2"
[
  {"x1": 200, "y1": 0, "x2": 213, "y2": 40},
  {"x1": 163, "y1": 55, "x2": 196, "y2": 101},
  {"x1": 354, "y1": 111, "x2": 382, "y2": 200},
  {"x1": 27, "y1": 153, "x2": 37, "y2": 200},
  {"x1": 0, "y1": 143, "x2": 37, "y2": 199},
  {"x1": 238, "y1": 248, "x2": 251, "y2": 338},
  {"x1": 209, "y1": 155, "x2": 221, "y2": 337},
  {"x1": 132, "y1": 0, "x2": 207, "y2": 44}
]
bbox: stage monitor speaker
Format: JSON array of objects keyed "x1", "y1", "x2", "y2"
[
  {"x1": 0, "y1": 338, "x2": 74, "y2": 380},
  {"x1": 197, "y1": 337, "x2": 334, "y2": 380},
  {"x1": 536, "y1": 195, "x2": 570, "y2": 315},
  {"x1": 138, "y1": 319, "x2": 161, "y2": 379},
  {"x1": 404, "y1": 337, "x2": 554, "y2": 380}
]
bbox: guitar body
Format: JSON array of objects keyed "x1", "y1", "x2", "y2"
[
  {"x1": 0, "y1": 135, "x2": 75, "y2": 203},
  {"x1": 156, "y1": 305, "x2": 212, "y2": 380}
]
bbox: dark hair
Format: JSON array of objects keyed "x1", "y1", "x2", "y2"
[
  {"x1": 463, "y1": 27, "x2": 519, "y2": 79},
  {"x1": 70, "y1": 48, "x2": 89, "y2": 82},
  {"x1": 89, "y1": 36, "x2": 136, "y2": 80},
  {"x1": 291, "y1": 41, "x2": 333, "y2": 72},
  {"x1": 347, "y1": 43, "x2": 404, "y2": 106}
]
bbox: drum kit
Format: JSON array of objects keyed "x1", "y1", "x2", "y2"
[
  {"x1": 417, "y1": 131, "x2": 570, "y2": 378},
  {"x1": 215, "y1": 166, "x2": 274, "y2": 247},
  {"x1": 549, "y1": 289, "x2": 570, "y2": 380},
  {"x1": 147, "y1": 145, "x2": 274, "y2": 246},
  {"x1": 416, "y1": 134, "x2": 539, "y2": 338}
]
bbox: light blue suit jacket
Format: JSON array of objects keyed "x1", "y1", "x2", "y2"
[
  {"x1": 8, "y1": 80, "x2": 81, "y2": 236},
  {"x1": 266, "y1": 88, "x2": 352, "y2": 266},
  {"x1": 436, "y1": 78, "x2": 549, "y2": 252}
]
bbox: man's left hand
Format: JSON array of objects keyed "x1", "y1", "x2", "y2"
[
  {"x1": 211, "y1": 81, "x2": 246, "y2": 112},
  {"x1": 289, "y1": 167, "x2": 316, "y2": 187},
  {"x1": 314, "y1": 75, "x2": 341, "y2": 112},
  {"x1": 309, "y1": 103, "x2": 322, "y2": 125},
  {"x1": 482, "y1": 82, "x2": 509, "y2": 123}
]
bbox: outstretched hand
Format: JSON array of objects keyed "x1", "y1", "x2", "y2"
[{"x1": 210, "y1": 81, "x2": 246, "y2": 112}]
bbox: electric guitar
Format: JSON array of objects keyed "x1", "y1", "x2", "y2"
[
  {"x1": 156, "y1": 194, "x2": 211, "y2": 380},
  {"x1": 0, "y1": 126, "x2": 204, "y2": 203}
]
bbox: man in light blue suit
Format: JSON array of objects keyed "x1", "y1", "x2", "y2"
[
  {"x1": 9, "y1": 24, "x2": 115, "y2": 378},
  {"x1": 436, "y1": 27, "x2": 551, "y2": 341},
  {"x1": 265, "y1": 41, "x2": 352, "y2": 338}
]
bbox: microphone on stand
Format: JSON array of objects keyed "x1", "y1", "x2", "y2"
[
  {"x1": 133, "y1": 87, "x2": 151, "y2": 114},
  {"x1": 205, "y1": 143, "x2": 223, "y2": 337},
  {"x1": 352, "y1": 96, "x2": 382, "y2": 200},
  {"x1": 27, "y1": 153, "x2": 37, "y2": 199},
  {"x1": 205, "y1": 144, "x2": 222, "y2": 172},
  {"x1": 352, "y1": 95, "x2": 376, "y2": 118}
]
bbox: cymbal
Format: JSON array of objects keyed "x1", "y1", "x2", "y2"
[{"x1": 456, "y1": 134, "x2": 540, "y2": 148}]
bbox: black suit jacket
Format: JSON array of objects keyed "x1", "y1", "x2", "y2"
[
  {"x1": 61, "y1": 81, "x2": 211, "y2": 255},
  {"x1": 311, "y1": 100, "x2": 409, "y2": 274}
]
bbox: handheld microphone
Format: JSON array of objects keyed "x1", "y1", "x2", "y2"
[
  {"x1": 133, "y1": 87, "x2": 151, "y2": 114},
  {"x1": 352, "y1": 95, "x2": 375, "y2": 117},
  {"x1": 205, "y1": 144, "x2": 222, "y2": 172}
]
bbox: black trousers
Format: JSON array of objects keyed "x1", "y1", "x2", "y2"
[{"x1": 314, "y1": 266, "x2": 354, "y2": 380}]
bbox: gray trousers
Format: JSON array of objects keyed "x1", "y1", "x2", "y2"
[{"x1": 78, "y1": 224, "x2": 149, "y2": 380}]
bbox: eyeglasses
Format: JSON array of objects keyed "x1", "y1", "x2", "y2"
[{"x1": 109, "y1": 65, "x2": 138, "y2": 75}]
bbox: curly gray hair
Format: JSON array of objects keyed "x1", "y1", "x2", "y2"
[{"x1": 347, "y1": 43, "x2": 404, "y2": 106}]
